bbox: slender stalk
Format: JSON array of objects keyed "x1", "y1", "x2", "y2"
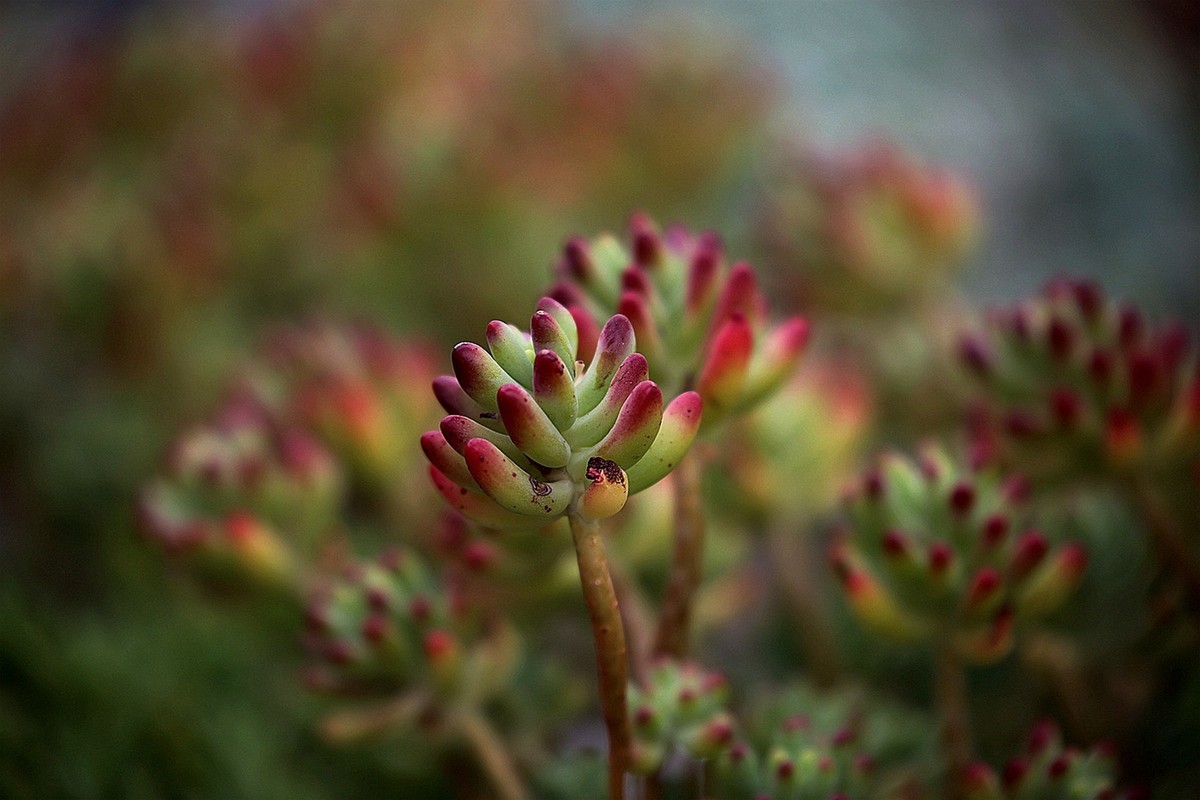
[
  {"x1": 653, "y1": 452, "x2": 704, "y2": 658},
  {"x1": 1131, "y1": 477, "x2": 1200, "y2": 609},
  {"x1": 317, "y1": 689, "x2": 429, "y2": 743},
  {"x1": 766, "y1": 526, "x2": 842, "y2": 688},
  {"x1": 571, "y1": 514, "x2": 632, "y2": 800},
  {"x1": 934, "y1": 635, "x2": 972, "y2": 800},
  {"x1": 607, "y1": 552, "x2": 655, "y2": 687},
  {"x1": 459, "y1": 710, "x2": 529, "y2": 800}
]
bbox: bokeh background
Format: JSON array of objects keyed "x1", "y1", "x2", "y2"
[{"x1": 1, "y1": 1, "x2": 1196, "y2": 797}]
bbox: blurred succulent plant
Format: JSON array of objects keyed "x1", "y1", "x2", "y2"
[
  {"x1": 963, "y1": 720, "x2": 1130, "y2": 800},
  {"x1": 139, "y1": 398, "x2": 341, "y2": 586},
  {"x1": 713, "y1": 684, "x2": 933, "y2": 800},
  {"x1": 758, "y1": 140, "x2": 978, "y2": 315},
  {"x1": 303, "y1": 547, "x2": 517, "y2": 703},
  {"x1": 959, "y1": 278, "x2": 1198, "y2": 482},
  {"x1": 831, "y1": 445, "x2": 1086, "y2": 662},
  {"x1": 550, "y1": 213, "x2": 810, "y2": 427},
  {"x1": 626, "y1": 660, "x2": 735, "y2": 775},
  {"x1": 251, "y1": 323, "x2": 442, "y2": 490},
  {"x1": 723, "y1": 358, "x2": 874, "y2": 525},
  {"x1": 303, "y1": 546, "x2": 528, "y2": 800}
]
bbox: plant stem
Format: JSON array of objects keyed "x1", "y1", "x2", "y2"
[
  {"x1": 766, "y1": 526, "x2": 842, "y2": 688},
  {"x1": 571, "y1": 514, "x2": 631, "y2": 800},
  {"x1": 607, "y1": 552, "x2": 655, "y2": 687},
  {"x1": 459, "y1": 710, "x2": 529, "y2": 800},
  {"x1": 653, "y1": 452, "x2": 704, "y2": 658},
  {"x1": 1131, "y1": 477, "x2": 1200, "y2": 609},
  {"x1": 317, "y1": 689, "x2": 429, "y2": 743},
  {"x1": 934, "y1": 635, "x2": 972, "y2": 800}
]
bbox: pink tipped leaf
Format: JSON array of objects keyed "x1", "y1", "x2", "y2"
[
  {"x1": 496, "y1": 383, "x2": 572, "y2": 468},
  {"x1": 696, "y1": 314, "x2": 754, "y2": 416},
  {"x1": 420, "y1": 431, "x2": 478, "y2": 492},
  {"x1": 565, "y1": 352, "x2": 648, "y2": 448},
  {"x1": 452, "y1": 342, "x2": 519, "y2": 412},
  {"x1": 485, "y1": 321, "x2": 533, "y2": 388},
  {"x1": 533, "y1": 349, "x2": 577, "y2": 431},
  {"x1": 576, "y1": 313, "x2": 636, "y2": 414},
  {"x1": 593, "y1": 381, "x2": 664, "y2": 468},
  {"x1": 463, "y1": 438, "x2": 573, "y2": 518},
  {"x1": 624, "y1": 391, "x2": 703, "y2": 494},
  {"x1": 531, "y1": 308, "x2": 575, "y2": 370},
  {"x1": 429, "y1": 465, "x2": 544, "y2": 531}
]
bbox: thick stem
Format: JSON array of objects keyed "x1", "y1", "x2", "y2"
[
  {"x1": 766, "y1": 527, "x2": 842, "y2": 688},
  {"x1": 459, "y1": 710, "x2": 529, "y2": 800},
  {"x1": 653, "y1": 452, "x2": 704, "y2": 658},
  {"x1": 571, "y1": 514, "x2": 631, "y2": 800},
  {"x1": 934, "y1": 636, "x2": 973, "y2": 800},
  {"x1": 1131, "y1": 477, "x2": 1200, "y2": 610}
]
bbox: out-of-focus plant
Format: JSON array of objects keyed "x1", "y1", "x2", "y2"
[
  {"x1": 830, "y1": 445, "x2": 1087, "y2": 785},
  {"x1": 758, "y1": 140, "x2": 979, "y2": 316}
]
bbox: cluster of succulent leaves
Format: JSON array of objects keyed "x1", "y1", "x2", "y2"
[
  {"x1": 960, "y1": 278, "x2": 1199, "y2": 482},
  {"x1": 712, "y1": 684, "x2": 935, "y2": 800},
  {"x1": 756, "y1": 141, "x2": 978, "y2": 314},
  {"x1": 550, "y1": 214, "x2": 810, "y2": 426},
  {"x1": 832, "y1": 445, "x2": 1087, "y2": 662},
  {"x1": 964, "y1": 721, "x2": 1129, "y2": 800},
  {"x1": 626, "y1": 660, "x2": 736, "y2": 775},
  {"x1": 138, "y1": 399, "x2": 342, "y2": 584},
  {"x1": 423, "y1": 296, "x2": 703, "y2": 528}
]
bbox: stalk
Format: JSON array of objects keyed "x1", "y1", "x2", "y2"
[
  {"x1": 571, "y1": 514, "x2": 632, "y2": 800},
  {"x1": 934, "y1": 635, "x2": 972, "y2": 800},
  {"x1": 1131, "y1": 477, "x2": 1200, "y2": 609},
  {"x1": 653, "y1": 452, "x2": 704, "y2": 658},
  {"x1": 766, "y1": 526, "x2": 842, "y2": 688},
  {"x1": 459, "y1": 710, "x2": 529, "y2": 800}
]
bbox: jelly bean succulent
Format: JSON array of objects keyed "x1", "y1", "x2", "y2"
[
  {"x1": 422, "y1": 295, "x2": 703, "y2": 799},
  {"x1": 757, "y1": 140, "x2": 978, "y2": 315},
  {"x1": 713, "y1": 685, "x2": 933, "y2": 800},
  {"x1": 963, "y1": 721, "x2": 1131, "y2": 800},
  {"x1": 626, "y1": 660, "x2": 735, "y2": 775},
  {"x1": 959, "y1": 279, "x2": 1199, "y2": 481},
  {"x1": 831, "y1": 445, "x2": 1087, "y2": 662},
  {"x1": 139, "y1": 399, "x2": 341, "y2": 585},
  {"x1": 303, "y1": 547, "x2": 516, "y2": 704},
  {"x1": 831, "y1": 444, "x2": 1089, "y2": 787},
  {"x1": 549, "y1": 213, "x2": 810, "y2": 426},
  {"x1": 422, "y1": 296, "x2": 702, "y2": 529}
]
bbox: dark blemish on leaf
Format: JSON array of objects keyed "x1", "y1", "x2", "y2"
[
  {"x1": 480, "y1": 412, "x2": 498, "y2": 419},
  {"x1": 585, "y1": 457, "x2": 626, "y2": 488},
  {"x1": 511, "y1": 472, "x2": 517, "y2": 478},
  {"x1": 529, "y1": 477, "x2": 552, "y2": 497},
  {"x1": 459, "y1": 488, "x2": 467, "y2": 495}
]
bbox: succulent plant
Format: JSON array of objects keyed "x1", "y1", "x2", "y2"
[
  {"x1": 963, "y1": 720, "x2": 1131, "y2": 800},
  {"x1": 138, "y1": 398, "x2": 341, "y2": 584},
  {"x1": 713, "y1": 684, "x2": 933, "y2": 800},
  {"x1": 959, "y1": 278, "x2": 1199, "y2": 482},
  {"x1": 421, "y1": 296, "x2": 702, "y2": 530},
  {"x1": 250, "y1": 322, "x2": 442, "y2": 491},
  {"x1": 830, "y1": 444, "x2": 1087, "y2": 663},
  {"x1": 549, "y1": 213, "x2": 809, "y2": 427},
  {"x1": 722, "y1": 358, "x2": 874, "y2": 525},
  {"x1": 303, "y1": 547, "x2": 518, "y2": 702},
  {"x1": 423, "y1": 295, "x2": 703, "y2": 799},
  {"x1": 626, "y1": 660, "x2": 735, "y2": 775},
  {"x1": 757, "y1": 140, "x2": 978, "y2": 315}
]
